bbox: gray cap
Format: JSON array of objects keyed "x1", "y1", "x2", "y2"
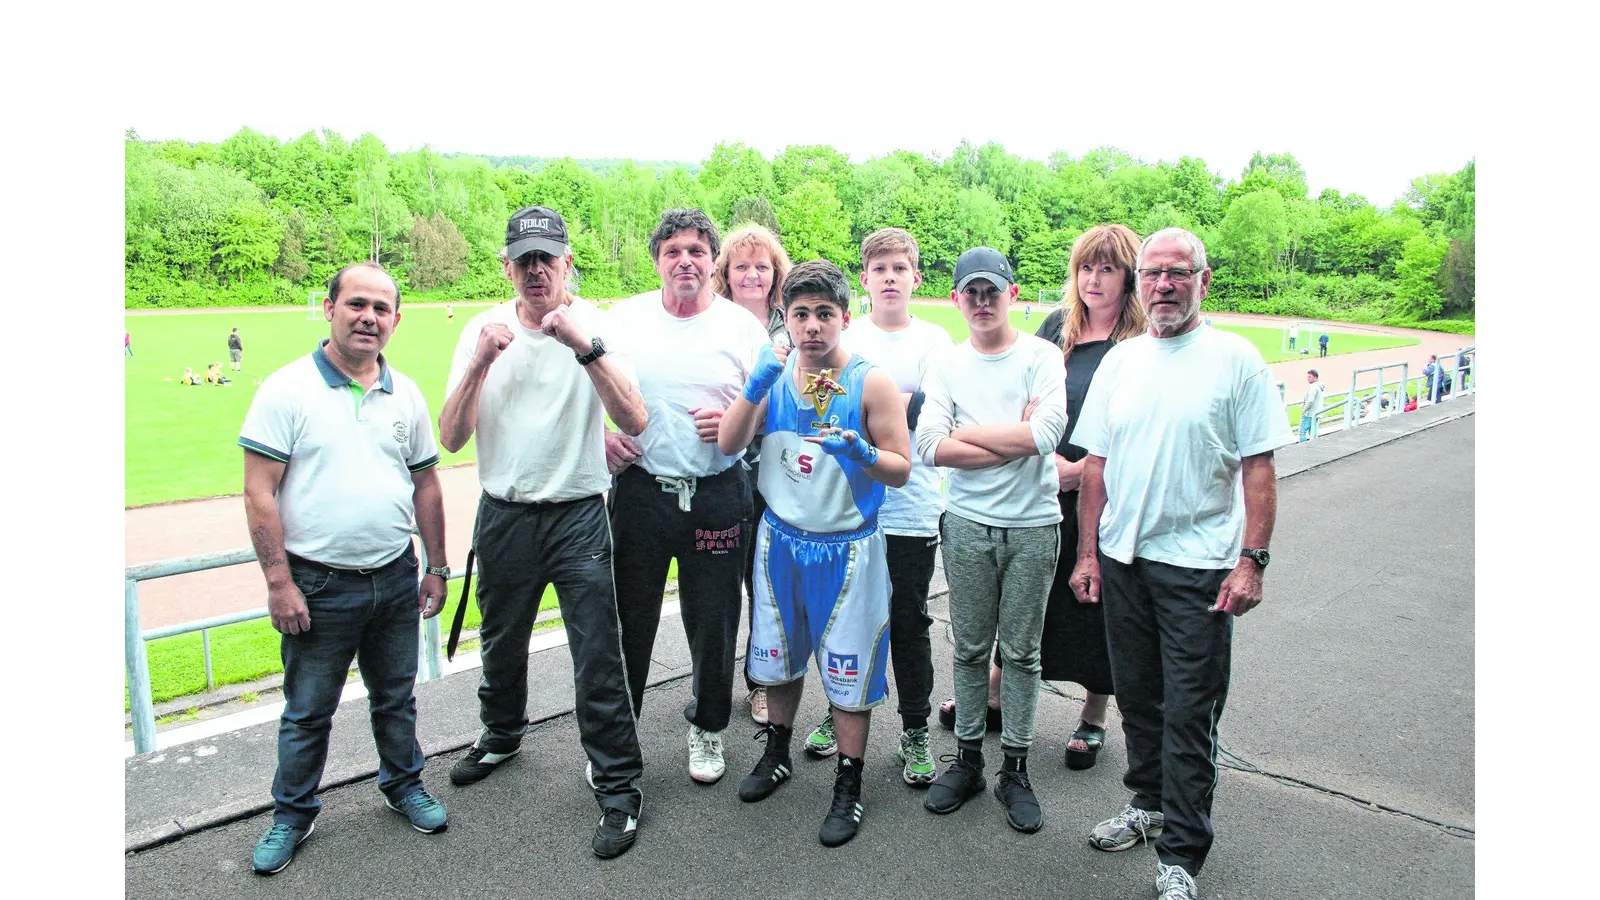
[
  {"x1": 953, "y1": 246, "x2": 1014, "y2": 293},
  {"x1": 505, "y1": 205, "x2": 569, "y2": 260}
]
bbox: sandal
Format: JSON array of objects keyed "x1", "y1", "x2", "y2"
[
  {"x1": 1065, "y1": 721, "x2": 1106, "y2": 770},
  {"x1": 937, "y1": 698, "x2": 1003, "y2": 732}
]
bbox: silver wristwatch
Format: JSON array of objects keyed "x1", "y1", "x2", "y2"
[{"x1": 424, "y1": 565, "x2": 451, "y2": 579}]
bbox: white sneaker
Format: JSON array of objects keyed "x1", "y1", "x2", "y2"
[
  {"x1": 1157, "y1": 863, "x2": 1199, "y2": 900},
  {"x1": 688, "y1": 725, "x2": 726, "y2": 783},
  {"x1": 747, "y1": 687, "x2": 769, "y2": 725}
]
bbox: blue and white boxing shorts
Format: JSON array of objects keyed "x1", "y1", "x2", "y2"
[{"x1": 747, "y1": 511, "x2": 891, "y2": 710}]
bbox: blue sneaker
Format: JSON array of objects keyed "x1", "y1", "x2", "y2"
[
  {"x1": 386, "y1": 787, "x2": 449, "y2": 834},
  {"x1": 252, "y1": 821, "x2": 314, "y2": 875}
]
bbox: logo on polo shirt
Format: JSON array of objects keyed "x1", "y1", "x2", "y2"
[{"x1": 393, "y1": 421, "x2": 409, "y2": 444}]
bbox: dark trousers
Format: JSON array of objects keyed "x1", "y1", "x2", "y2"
[
  {"x1": 273, "y1": 546, "x2": 423, "y2": 827},
  {"x1": 1101, "y1": 553, "x2": 1233, "y2": 876},
  {"x1": 885, "y1": 533, "x2": 938, "y2": 723},
  {"x1": 611, "y1": 464, "x2": 751, "y2": 732},
  {"x1": 1319, "y1": 345, "x2": 1328, "y2": 358},
  {"x1": 472, "y1": 492, "x2": 643, "y2": 815},
  {"x1": 741, "y1": 459, "x2": 770, "y2": 693}
]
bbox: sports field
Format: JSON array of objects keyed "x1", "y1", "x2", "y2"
[{"x1": 124, "y1": 303, "x2": 1418, "y2": 508}]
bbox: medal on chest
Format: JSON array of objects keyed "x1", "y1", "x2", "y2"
[{"x1": 801, "y1": 368, "x2": 847, "y2": 422}]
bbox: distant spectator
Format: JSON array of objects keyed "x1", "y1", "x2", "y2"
[
  {"x1": 1456, "y1": 348, "x2": 1471, "y2": 389},
  {"x1": 1288, "y1": 323, "x2": 1299, "y2": 351},
  {"x1": 180, "y1": 366, "x2": 200, "y2": 386},
  {"x1": 206, "y1": 363, "x2": 232, "y2": 385},
  {"x1": 1318, "y1": 332, "x2": 1329, "y2": 358},
  {"x1": 228, "y1": 328, "x2": 244, "y2": 372},
  {"x1": 1403, "y1": 393, "x2": 1418, "y2": 413},
  {"x1": 1423, "y1": 354, "x2": 1451, "y2": 402},
  {"x1": 125, "y1": 332, "x2": 133, "y2": 357},
  {"x1": 1299, "y1": 370, "x2": 1325, "y2": 443},
  {"x1": 446, "y1": 303, "x2": 454, "y2": 320}
]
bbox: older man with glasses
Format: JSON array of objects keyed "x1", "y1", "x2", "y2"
[{"x1": 1068, "y1": 228, "x2": 1292, "y2": 900}]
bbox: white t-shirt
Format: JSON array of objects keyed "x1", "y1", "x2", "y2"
[
  {"x1": 1073, "y1": 325, "x2": 1293, "y2": 569},
  {"x1": 445, "y1": 298, "x2": 633, "y2": 503},
  {"x1": 608, "y1": 290, "x2": 770, "y2": 478},
  {"x1": 239, "y1": 345, "x2": 439, "y2": 569},
  {"x1": 844, "y1": 316, "x2": 953, "y2": 536},
  {"x1": 915, "y1": 332, "x2": 1068, "y2": 528},
  {"x1": 1302, "y1": 380, "x2": 1326, "y2": 416}
]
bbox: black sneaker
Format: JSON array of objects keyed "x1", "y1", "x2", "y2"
[
  {"x1": 591, "y1": 807, "x2": 639, "y2": 859},
  {"x1": 924, "y1": 752, "x2": 986, "y2": 814},
  {"x1": 994, "y1": 768, "x2": 1043, "y2": 833},
  {"x1": 818, "y1": 757, "x2": 864, "y2": 847},
  {"x1": 449, "y1": 745, "x2": 519, "y2": 786},
  {"x1": 738, "y1": 726, "x2": 794, "y2": 803}
]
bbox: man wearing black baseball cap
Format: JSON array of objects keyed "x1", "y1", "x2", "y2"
[
  {"x1": 915, "y1": 245, "x2": 1068, "y2": 836},
  {"x1": 438, "y1": 205, "x2": 650, "y2": 859}
]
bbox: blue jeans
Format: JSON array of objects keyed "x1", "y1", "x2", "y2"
[
  {"x1": 272, "y1": 545, "x2": 424, "y2": 827},
  {"x1": 1298, "y1": 416, "x2": 1314, "y2": 442}
]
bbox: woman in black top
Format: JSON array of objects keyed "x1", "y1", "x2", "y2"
[{"x1": 939, "y1": 224, "x2": 1147, "y2": 769}]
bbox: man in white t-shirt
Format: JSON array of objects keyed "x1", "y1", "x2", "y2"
[
  {"x1": 239, "y1": 262, "x2": 450, "y2": 874},
  {"x1": 437, "y1": 206, "x2": 649, "y2": 860},
  {"x1": 915, "y1": 246, "x2": 1067, "y2": 835},
  {"x1": 604, "y1": 208, "x2": 769, "y2": 787},
  {"x1": 794, "y1": 227, "x2": 950, "y2": 788},
  {"x1": 1299, "y1": 369, "x2": 1325, "y2": 442},
  {"x1": 1070, "y1": 228, "x2": 1291, "y2": 900}
]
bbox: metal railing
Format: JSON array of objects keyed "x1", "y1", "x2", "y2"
[{"x1": 125, "y1": 542, "x2": 451, "y2": 755}]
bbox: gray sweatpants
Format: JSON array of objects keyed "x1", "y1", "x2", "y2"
[{"x1": 940, "y1": 512, "x2": 1060, "y2": 751}]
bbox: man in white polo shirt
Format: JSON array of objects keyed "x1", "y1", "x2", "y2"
[
  {"x1": 438, "y1": 205, "x2": 649, "y2": 860},
  {"x1": 239, "y1": 262, "x2": 450, "y2": 875},
  {"x1": 1071, "y1": 227, "x2": 1290, "y2": 900},
  {"x1": 604, "y1": 208, "x2": 770, "y2": 786}
]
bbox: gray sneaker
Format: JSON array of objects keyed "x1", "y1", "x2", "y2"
[
  {"x1": 1088, "y1": 804, "x2": 1164, "y2": 851},
  {"x1": 1157, "y1": 863, "x2": 1199, "y2": 900}
]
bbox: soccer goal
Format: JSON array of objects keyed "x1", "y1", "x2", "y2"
[
  {"x1": 1280, "y1": 320, "x2": 1325, "y2": 356},
  {"x1": 307, "y1": 290, "x2": 328, "y2": 321}
]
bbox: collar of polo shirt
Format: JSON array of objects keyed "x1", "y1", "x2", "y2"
[{"x1": 313, "y1": 339, "x2": 394, "y2": 393}]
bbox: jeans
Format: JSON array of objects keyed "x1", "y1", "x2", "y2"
[
  {"x1": 272, "y1": 545, "x2": 424, "y2": 828},
  {"x1": 1298, "y1": 416, "x2": 1315, "y2": 442},
  {"x1": 940, "y1": 512, "x2": 1060, "y2": 751}
]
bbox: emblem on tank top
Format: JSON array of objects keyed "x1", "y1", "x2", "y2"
[{"x1": 801, "y1": 368, "x2": 847, "y2": 420}]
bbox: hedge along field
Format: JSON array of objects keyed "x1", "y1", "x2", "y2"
[{"x1": 125, "y1": 302, "x2": 1417, "y2": 508}]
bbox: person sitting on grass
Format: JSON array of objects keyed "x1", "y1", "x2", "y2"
[
  {"x1": 207, "y1": 363, "x2": 233, "y2": 385},
  {"x1": 181, "y1": 366, "x2": 201, "y2": 386}
]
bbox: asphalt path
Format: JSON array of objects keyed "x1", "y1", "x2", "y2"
[{"x1": 125, "y1": 412, "x2": 1474, "y2": 899}]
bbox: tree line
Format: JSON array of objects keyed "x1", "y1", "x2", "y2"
[{"x1": 124, "y1": 129, "x2": 1474, "y2": 329}]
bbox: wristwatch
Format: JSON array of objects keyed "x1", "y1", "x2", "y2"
[
  {"x1": 1239, "y1": 548, "x2": 1270, "y2": 568},
  {"x1": 576, "y1": 337, "x2": 607, "y2": 366},
  {"x1": 424, "y1": 565, "x2": 451, "y2": 579}
]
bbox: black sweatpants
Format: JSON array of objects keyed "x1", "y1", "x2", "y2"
[
  {"x1": 473, "y1": 493, "x2": 642, "y2": 816},
  {"x1": 885, "y1": 533, "x2": 938, "y2": 724},
  {"x1": 611, "y1": 464, "x2": 751, "y2": 732},
  {"x1": 1100, "y1": 553, "x2": 1233, "y2": 876}
]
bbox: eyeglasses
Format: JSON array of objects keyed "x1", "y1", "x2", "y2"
[{"x1": 1137, "y1": 267, "x2": 1200, "y2": 283}]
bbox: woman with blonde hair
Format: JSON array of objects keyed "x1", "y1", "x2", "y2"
[
  {"x1": 711, "y1": 223, "x2": 794, "y2": 725},
  {"x1": 712, "y1": 224, "x2": 794, "y2": 350},
  {"x1": 939, "y1": 223, "x2": 1146, "y2": 771}
]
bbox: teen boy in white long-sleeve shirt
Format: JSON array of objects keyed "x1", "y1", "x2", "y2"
[{"x1": 914, "y1": 247, "x2": 1066, "y2": 834}]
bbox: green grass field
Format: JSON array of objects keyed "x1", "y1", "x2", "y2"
[{"x1": 125, "y1": 302, "x2": 1418, "y2": 507}]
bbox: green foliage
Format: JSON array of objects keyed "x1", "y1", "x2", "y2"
[
  {"x1": 775, "y1": 180, "x2": 854, "y2": 265},
  {"x1": 124, "y1": 132, "x2": 1473, "y2": 329}
]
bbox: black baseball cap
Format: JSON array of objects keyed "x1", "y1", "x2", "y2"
[
  {"x1": 953, "y1": 247, "x2": 1014, "y2": 293},
  {"x1": 505, "y1": 206, "x2": 569, "y2": 259}
]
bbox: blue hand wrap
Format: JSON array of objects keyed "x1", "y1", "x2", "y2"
[
  {"x1": 820, "y1": 430, "x2": 879, "y2": 466},
  {"x1": 742, "y1": 344, "x2": 786, "y2": 404}
]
